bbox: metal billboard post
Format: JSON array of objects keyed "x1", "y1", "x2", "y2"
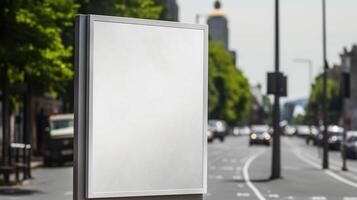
[
  {"x1": 271, "y1": 0, "x2": 281, "y2": 180},
  {"x1": 322, "y1": 0, "x2": 329, "y2": 170},
  {"x1": 74, "y1": 15, "x2": 207, "y2": 200}
]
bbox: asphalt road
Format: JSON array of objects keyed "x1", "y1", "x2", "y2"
[
  {"x1": 207, "y1": 136, "x2": 357, "y2": 200},
  {"x1": 1, "y1": 136, "x2": 357, "y2": 200}
]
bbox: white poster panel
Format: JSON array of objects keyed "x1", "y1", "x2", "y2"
[{"x1": 87, "y1": 16, "x2": 207, "y2": 198}]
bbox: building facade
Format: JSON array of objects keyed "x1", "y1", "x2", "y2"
[
  {"x1": 207, "y1": 0, "x2": 237, "y2": 65},
  {"x1": 158, "y1": 0, "x2": 179, "y2": 21},
  {"x1": 341, "y1": 45, "x2": 357, "y2": 130}
]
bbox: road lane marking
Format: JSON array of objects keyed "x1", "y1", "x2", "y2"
[
  {"x1": 268, "y1": 193, "x2": 279, "y2": 198},
  {"x1": 325, "y1": 170, "x2": 357, "y2": 188},
  {"x1": 294, "y1": 146, "x2": 357, "y2": 184},
  {"x1": 232, "y1": 175, "x2": 242, "y2": 180},
  {"x1": 221, "y1": 166, "x2": 234, "y2": 171},
  {"x1": 293, "y1": 149, "x2": 357, "y2": 188},
  {"x1": 344, "y1": 197, "x2": 357, "y2": 200},
  {"x1": 237, "y1": 192, "x2": 251, "y2": 197},
  {"x1": 209, "y1": 166, "x2": 216, "y2": 170},
  {"x1": 237, "y1": 183, "x2": 245, "y2": 188},
  {"x1": 243, "y1": 150, "x2": 267, "y2": 200},
  {"x1": 287, "y1": 138, "x2": 357, "y2": 174},
  {"x1": 311, "y1": 196, "x2": 326, "y2": 200}
]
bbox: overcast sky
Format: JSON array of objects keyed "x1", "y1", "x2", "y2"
[{"x1": 177, "y1": 0, "x2": 357, "y2": 101}]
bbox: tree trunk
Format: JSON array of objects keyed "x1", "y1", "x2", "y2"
[{"x1": 1, "y1": 66, "x2": 10, "y2": 166}]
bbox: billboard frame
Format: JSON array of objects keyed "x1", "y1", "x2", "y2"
[{"x1": 74, "y1": 14, "x2": 207, "y2": 200}]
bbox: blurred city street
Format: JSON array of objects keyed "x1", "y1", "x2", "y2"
[{"x1": 1, "y1": 136, "x2": 357, "y2": 200}]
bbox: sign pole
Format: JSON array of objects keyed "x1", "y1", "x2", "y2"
[{"x1": 271, "y1": 0, "x2": 281, "y2": 180}]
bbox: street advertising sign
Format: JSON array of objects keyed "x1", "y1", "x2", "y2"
[{"x1": 74, "y1": 15, "x2": 207, "y2": 200}]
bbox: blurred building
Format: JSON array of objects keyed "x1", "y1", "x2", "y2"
[
  {"x1": 207, "y1": 0, "x2": 237, "y2": 65},
  {"x1": 157, "y1": 0, "x2": 179, "y2": 21},
  {"x1": 341, "y1": 45, "x2": 357, "y2": 130},
  {"x1": 282, "y1": 99, "x2": 307, "y2": 123},
  {"x1": 250, "y1": 84, "x2": 270, "y2": 124}
]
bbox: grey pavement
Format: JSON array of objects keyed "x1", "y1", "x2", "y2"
[{"x1": 1, "y1": 136, "x2": 357, "y2": 200}]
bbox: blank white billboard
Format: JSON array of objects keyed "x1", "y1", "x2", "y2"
[{"x1": 86, "y1": 15, "x2": 207, "y2": 198}]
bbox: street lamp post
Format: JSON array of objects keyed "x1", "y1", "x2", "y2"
[
  {"x1": 322, "y1": 0, "x2": 329, "y2": 170},
  {"x1": 271, "y1": 0, "x2": 281, "y2": 179}
]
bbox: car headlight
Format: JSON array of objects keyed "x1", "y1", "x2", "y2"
[
  {"x1": 329, "y1": 136, "x2": 338, "y2": 142},
  {"x1": 264, "y1": 134, "x2": 271, "y2": 140},
  {"x1": 251, "y1": 133, "x2": 257, "y2": 140}
]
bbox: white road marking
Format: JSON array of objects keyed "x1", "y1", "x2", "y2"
[
  {"x1": 287, "y1": 196, "x2": 295, "y2": 200},
  {"x1": 208, "y1": 174, "x2": 223, "y2": 180},
  {"x1": 268, "y1": 193, "x2": 279, "y2": 198},
  {"x1": 344, "y1": 197, "x2": 357, "y2": 200},
  {"x1": 221, "y1": 166, "x2": 234, "y2": 171},
  {"x1": 243, "y1": 150, "x2": 267, "y2": 200},
  {"x1": 209, "y1": 166, "x2": 216, "y2": 170},
  {"x1": 237, "y1": 192, "x2": 251, "y2": 197},
  {"x1": 237, "y1": 183, "x2": 245, "y2": 188},
  {"x1": 232, "y1": 175, "x2": 242, "y2": 180},
  {"x1": 215, "y1": 175, "x2": 223, "y2": 180},
  {"x1": 303, "y1": 152, "x2": 357, "y2": 182},
  {"x1": 293, "y1": 149, "x2": 357, "y2": 188},
  {"x1": 64, "y1": 191, "x2": 73, "y2": 196},
  {"x1": 311, "y1": 196, "x2": 326, "y2": 200}
]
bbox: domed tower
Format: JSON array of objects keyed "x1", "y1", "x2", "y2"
[{"x1": 207, "y1": 0, "x2": 229, "y2": 50}]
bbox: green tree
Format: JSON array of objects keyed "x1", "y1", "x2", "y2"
[
  {"x1": 0, "y1": 0, "x2": 78, "y2": 165},
  {"x1": 305, "y1": 65, "x2": 342, "y2": 125},
  {"x1": 208, "y1": 42, "x2": 251, "y2": 125},
  {"x1": 78, "y1": 0, "x2": 163, "y2": 20},
  {"x1": 0, "y1": 0, "x2": 78, "y2": 99}
]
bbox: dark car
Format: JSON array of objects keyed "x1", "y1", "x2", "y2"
[
  {"x1": 208, "y1": 120, "x2": 228, "y2": 142},
  {"x1": 296, "y1": 125, "x2": 310, "y2": 137},
  {"x1": 249, "y1": 126, "x2": 271, "y2": 146},
  {"x1": 316, "y1": 126, "x2": 343, "y2": 150},
  {"x1": 345, "y1": 132, "x2": 357, "y2": 159}
]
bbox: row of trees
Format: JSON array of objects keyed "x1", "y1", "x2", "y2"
[
  {"x1": 304, "y1": 65, "x2": 343, "y2": 125},
  {"x1": 0, "y1": 0, "x2": 252, "y2": 148},
  {"x1": 208, "y1": 42, "x2": 251, "y2": 125}
]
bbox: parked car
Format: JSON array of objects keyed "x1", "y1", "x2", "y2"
[
  {"x1": 345, "y1": 131, "x2": 357, "y2": 159},
  {"x1": 249, "y1": 125, "x2": 271, "y2": 146},
  {"x1": 231, "y1": 127, "x2": 240, "y2": 136},
  {"x1": 296, "y1": 125, "x2": 310, "y2": 137},
  {"x1": 284, "y1": 125, "x2": 296, "y2": 136},
  {"x1": 237, "y1": 126, "x2": 251, "y2": 136},
  {"x1": 316, "y1": 125, "x2": 344, "y2": 150},
  {"x1": 208, "y1": 120, "x2": 228, "y2": 142},
  {"x1": 207, "y1": 130, "x2": 214, "y2": 143},
  {"x1": 43, "y1": 114, "x2": 74, "y2": 166}
]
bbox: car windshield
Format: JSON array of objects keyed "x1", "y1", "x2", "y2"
[
  {"x1": 253, "y1": 130, "x2": 266, "y2": 135},
  {"x1": 208, "y1": 120, "x2": 226, "y2": 131},
  {"x1": 50, "y1": 119, "x2": 74, "y2": 130},
  {"x1": 329, "y1": 131, "x2": 343, "y2": 136},
  {"x1": 348, "y1": 136, "x2": 357, "y2": 142}
]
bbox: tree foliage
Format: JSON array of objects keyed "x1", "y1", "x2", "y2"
[
  {"x1": 116, "y1": 0, "x2": 162, "y2": 19},
  {"x1": 0, "y1": 0, "x2": 78, "y2": 99},
  {"x1": 305, "y1": 65, "x2": 342, "y2": 125},
  {"x1": 208, "y1": 42, "x2": 251, "y2": 125},
  {"x1": 78, "y1": 0, "x2": 163, "y2": 20}
]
